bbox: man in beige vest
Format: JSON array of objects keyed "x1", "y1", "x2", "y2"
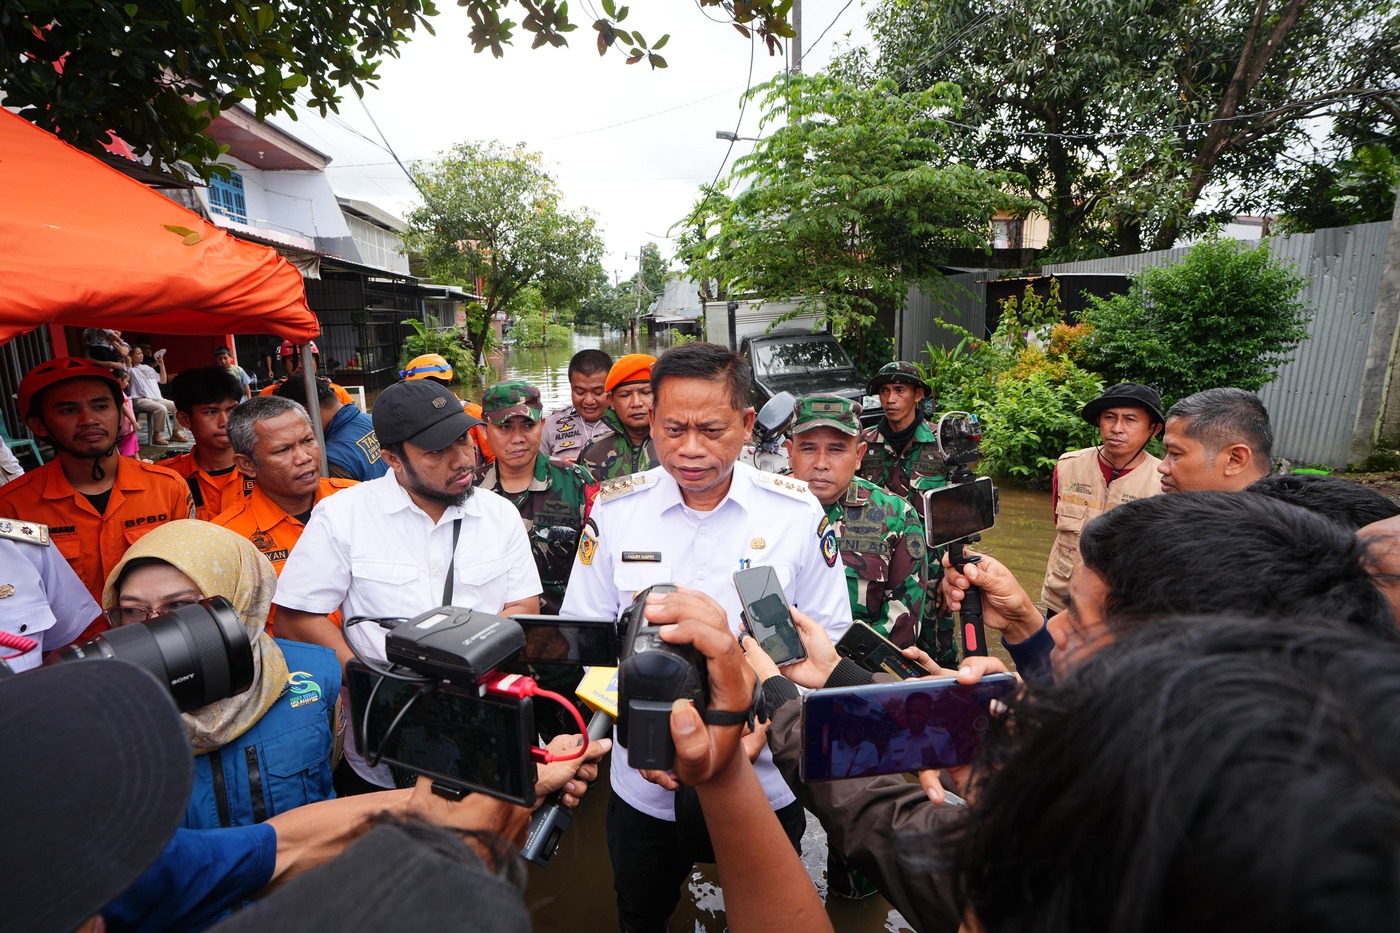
[{"x1": 1041, "y1": 383, "x2": 1165, "y2": 613}]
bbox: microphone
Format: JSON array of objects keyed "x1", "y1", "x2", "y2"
[{"x1": 522, "y1": 709, "x2": 614, "y2": 866}]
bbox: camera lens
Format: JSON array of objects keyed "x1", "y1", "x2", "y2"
[{"x1": 48, "y1": 597, "x2": 254, "y2": 712}]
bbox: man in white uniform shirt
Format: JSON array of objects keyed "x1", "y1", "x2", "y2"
[
  {"x1": 274, "y1": 378, "x2": 541, "y2": 793},
  {"x1": 561, "y1": 342, "x2": 852, "y2": 933}
]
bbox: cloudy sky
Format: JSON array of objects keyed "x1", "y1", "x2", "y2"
[{"x1": 266, "y1": 0, "x2": 872, "y2": 280}]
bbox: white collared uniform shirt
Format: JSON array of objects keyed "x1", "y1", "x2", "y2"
[
  {"x1": 275, "y1": 471, "x2": 542, "y2": 785},
  {"x1": 0, "y1": 536, "x2": 99, "y2": 671},
  {"x1": 561, "y1": 461, "x2": 853, "y2": 820}
]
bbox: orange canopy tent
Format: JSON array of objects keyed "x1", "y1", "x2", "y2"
[{"x1": 0, "y1": 107, "x2": 318, "y2": 345}]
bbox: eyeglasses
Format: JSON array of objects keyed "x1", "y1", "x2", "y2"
[{"x1": 105, "y1": 597, "x2": 203, "y2": 627}]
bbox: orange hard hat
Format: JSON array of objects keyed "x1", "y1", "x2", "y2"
[
  {"x1": 18, "y1": 357, "x2": 123, "y2": 420},
  {"x1": 400, "y1": 353, "x2": 454, "y2": 382}
]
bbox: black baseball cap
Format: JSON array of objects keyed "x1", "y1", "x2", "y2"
[
  {"x1": 1081, "y1": 383, "x2": 1165, "y2": 426},
  {"x1": 374, "y1": 379, "x2": 484, "y2": 450},
  {"x1": 5, "y1": 661, "x2": 193, "y2": 932}
]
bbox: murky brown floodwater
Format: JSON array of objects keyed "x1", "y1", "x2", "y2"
[{"x1": 503, "y1": 328, "x2": 1056, "y2": 932}]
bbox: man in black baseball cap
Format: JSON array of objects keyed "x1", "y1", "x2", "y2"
[
  {"x1": 274, "y1": 376, "x2": 546, "y2": 792},
  {"x1": 1040, "y1": 382, "x2": 1165, "y2": 613}
]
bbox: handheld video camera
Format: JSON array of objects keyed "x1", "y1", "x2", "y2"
[
  {"x1": 343, "y1": 584, "x2": 706, "y2": 804},
  {"x1": 921, "y1": 412, "x2": 999, "y2": 657}
]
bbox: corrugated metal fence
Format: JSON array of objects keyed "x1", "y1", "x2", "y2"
[
  {"x1": 900, "y1": 272, "x2": 1000, "y2": 360},
  {"x1": 1040, "y1": 222, "x2": 1396, "y2": 468}
]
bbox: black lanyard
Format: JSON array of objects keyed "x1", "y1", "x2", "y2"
[{"x1": 442, "y1": 518, "x2": 462, "y2": 606}]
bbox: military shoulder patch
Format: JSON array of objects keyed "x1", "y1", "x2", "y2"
[
  {"x1": 596, "y1": 473, "x2": 647, "y2": 504},
  {"x1": 0, "y1": 519, "x2": 49, "y2": 547},
  {"x1": 755, "y1": 471, "x2": 811, "y2": 500}
]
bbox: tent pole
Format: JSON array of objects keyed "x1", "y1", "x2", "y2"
[{"x1": 301, "y1": 345, "x2": 328, "y2": 477}]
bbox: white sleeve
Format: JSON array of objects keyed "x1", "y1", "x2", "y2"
[
  {"x1": 273, "y1": 505, "x2": 352, "y2": 615},
  {"x1": 33, "y1": 544, "x2": 99, "y2": 647},
  {"x1": 499, "y1": 506, "x2": 543, "y2": 602},
  {"x1": 792, "y1": 503, "x2": 854, "y2": 639},
  {"x1": 559, "y1": 509, "x2": 623, "y2": 618}
]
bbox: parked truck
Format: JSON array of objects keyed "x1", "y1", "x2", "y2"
[{"x1": 703, "y1": 297, "x2": 883, "y2": 425}]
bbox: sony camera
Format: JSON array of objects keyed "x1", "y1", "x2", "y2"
[
  {"x1": 343, "y1": 584, "x2": 707, "y2": 807},
  {"x1": 44, "y1": 596, "x2": 254, "y2": 712}
]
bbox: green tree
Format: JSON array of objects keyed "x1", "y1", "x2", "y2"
[
  {"x1": 403, "y1": 140, "x2": 605, "y2": 363},
  {"x1": 857, "y1": 0, "x2": 1400, "y2": 255},
  {"x1": 0, "y1": 0, "x2": 792, "y2": 179},
  {"x1": 1079, "y1": 235, "x2": 1312, "y2": 405},
  {"x1": 678, "y1": 72, "x2": 1034, "y2": 369}
]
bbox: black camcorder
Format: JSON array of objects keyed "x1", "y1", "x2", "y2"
[
  {"x1": 44, "y1": 597, "x2": 254, "y2": 712},
  {"x1": 344, "y1": 583, "x2": 708, "y2": 808}
]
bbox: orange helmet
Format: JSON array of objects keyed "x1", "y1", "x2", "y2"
[
  {"x1": 280, "y1": 340, "x2": 320, "y2": 358},
  {"x1": 18, "y1": 357, "x2": 123, "y2": 420},
  {"x1": 400, "y1": 353, "x2": 454, "y2": 382}
]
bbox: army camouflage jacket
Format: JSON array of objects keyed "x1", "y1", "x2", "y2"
[
  {"x1": 826, "y1": 478, "x2": 928, "y2": 646},
  {"x1": 479, "y1": 454, "x2": 597, "y2": 614},
  {"x1": 579, "y1": 408, "x2": 657, "y2": 482},
  {"x1": 859, "y1": 418, "x2": 948, "y2": 510}
]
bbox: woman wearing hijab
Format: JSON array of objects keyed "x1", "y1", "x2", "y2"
[{"x1": 103, "y1": 520, "x2": 341, "y2": 829}]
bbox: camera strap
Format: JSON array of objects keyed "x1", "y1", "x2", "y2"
[{"x1": 442, "y1": 518, "x2": 462, "y2": 606}]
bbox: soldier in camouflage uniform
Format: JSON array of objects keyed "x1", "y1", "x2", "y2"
[
  {"x1": 477, "y1": 380, "x2": 597, "y2": 614},
  {"x1": 858, "y1": 361, "x2": 958, "y2": 668},
  {"x1": 579, "y1": 353, "x2": 658, "y2": 481},
  {"x1": 478, "y1": 380, "x2": 597, "y2": 740},
  {"x1": 788, "y1": 395, "x2": 928, "y2": 644}
]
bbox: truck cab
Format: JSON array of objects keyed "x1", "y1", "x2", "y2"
[{"x1": 741, "y1": 331, "x2": 882, "y2": 426}]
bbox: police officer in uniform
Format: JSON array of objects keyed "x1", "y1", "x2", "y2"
[
  {"x1": 0, "y1": 518, "x2": 101, "y2": 669},
  {"x1": 858, "y1": 361, "x2": 957, "y2": 667},
  {"x1": 562, "y1": 342, "x2": 852, "y2": 933},
  {"x1": 787, "y1": 395, "x2": 927, "y2": 645}
]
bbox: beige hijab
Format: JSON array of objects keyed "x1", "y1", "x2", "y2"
[{"x1": 102, "y1": 520, "x2": 290, "y2": 753}]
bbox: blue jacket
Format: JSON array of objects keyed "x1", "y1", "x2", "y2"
[
  {"x1": 182, "y1": 639, "x2": 340, "y2": 829},
  {"x1": 325, "y1": 403, "x2": 388, "y2": 481}
]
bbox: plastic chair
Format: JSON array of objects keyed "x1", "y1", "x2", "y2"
[{"x1": 0, "y1": 409, "x2": 43, "y2": 467}]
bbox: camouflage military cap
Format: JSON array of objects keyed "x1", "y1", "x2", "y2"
[
  {"x1": 792, "y1": 394, "x2": 863, "y2": 437},
  {"x1": 867, "y1": 361, "x2": 931, "y2": 397},
  {"x1": 481, "y1": 380, "x2": 543, "y2": 424}
]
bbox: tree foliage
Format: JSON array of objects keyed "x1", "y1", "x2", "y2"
[
  {"x1": 0, "y1": 0, "x2": 795, "y2": 178},
  {"x1": 855, "y1": 0, "x2": 1400, "y2": 256},
  {"x1": 1079, "y1": 235, "x2": 1312, "y2": 405},
  {"x1": 677, "y1": 72, "x2": 1034, "y2": 366},
  {"x1": 403, "y1": 140, "x2": 605, "y2": 362}
]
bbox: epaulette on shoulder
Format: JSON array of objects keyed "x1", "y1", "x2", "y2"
[
  {"x1": 0, "y1": 518, "x2": 50, "y2": 547},
  {"x1": 754, "y1": 471, "x2": 812, "y2": 500},
  {"x1": 596, "y1": 473, "x2": 648, "y2": 504}
]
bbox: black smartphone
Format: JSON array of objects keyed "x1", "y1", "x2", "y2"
[
  {"x1": 835, "y1": 621, "x2": 929, "y2": 679},
  {"x1": 512, "y1": 615, "x2": 621, "y2": 666},
  {"x1": 799, "y1": 672, "x2": 1018, "y2": 781},
  {"x1": 733, "y1": 565, "x2": 806, "y2": 665},
  {"x1": 346, "y1": 662, "x2": 536, "y2": 807},
  {"x1": 921, "y1": 476, "x2": 997, "y2": 547}
]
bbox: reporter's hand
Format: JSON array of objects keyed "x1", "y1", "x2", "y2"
[
  {"x1": 645, "y1": 585, "x2": 729, "y2": 631},
  {"x1": 914, "y1": 657, "x2": 1018, "y2": 803},
  {"x1": 406, "y1": 776, "x2": 532, "y2": 848},
  {"x1": 940, "y1": 550, "x2": 1044, "y2": 643},
  {"x1": 534, "y1": 733, "x2": 612, "y2": 808},
  {"x1": 741, "y1": 607, "x2": 839, "y2": 689}
]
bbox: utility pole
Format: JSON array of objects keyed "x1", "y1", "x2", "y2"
[
  {"x1": 624, "y1": 245, "x2": 646, "y2": 342},
  {"x1": 790, "y1": 0, "x2": 803, "y2": 74}
]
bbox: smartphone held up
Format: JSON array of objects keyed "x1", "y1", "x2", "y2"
[{"x1": 733, "y1": 564, "x2": 806, "y2": 666}]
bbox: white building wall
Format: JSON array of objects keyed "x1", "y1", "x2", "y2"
[{"x1": 344, "y1": 213, "x2": 409, "y2": 274}]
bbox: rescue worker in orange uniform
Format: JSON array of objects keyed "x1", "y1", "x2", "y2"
[
  {"x1": 399, "y1": 353, "x2": 495, "y2": 465},
  {"x1": 214, "y1": 395, "x2": 355, "y2": 634},
  {"x1": 157, "y1": 367, "x2": 248, "y2": 520},
  {"x1": 0, "y1": 358, "x2": 193, "y2": 641}
]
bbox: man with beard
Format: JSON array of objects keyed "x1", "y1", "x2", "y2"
[
  {"x1": 0, "y1": 358, "x2": 192, "y2": 640},
  {"x1": 273, "y1": 378, "x2": 541, "y2": 793},
  {"x1": 580, "y1": 353, "x2": 658, "y2": 480}
]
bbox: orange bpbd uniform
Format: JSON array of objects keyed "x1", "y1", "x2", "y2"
[
  {"x1": 463, "y1": 401, "x2": 495, "y2": 463},
  {"x1": 212, "y1": 476, "x2": 356, "y2": 635},
  {"x1": 158, "y1": 450, "x2": 251, "y2": 521},
  {"x1": 259, "y1": 380, "x2": 355, "y2": 406},
  {"x1": 0, "y1": 457, "x2": 195, "y2": 641}
]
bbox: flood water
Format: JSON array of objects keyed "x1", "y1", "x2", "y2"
[{"x1": 504, "y1": 328, "x2": 1056, "y2": 932}]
